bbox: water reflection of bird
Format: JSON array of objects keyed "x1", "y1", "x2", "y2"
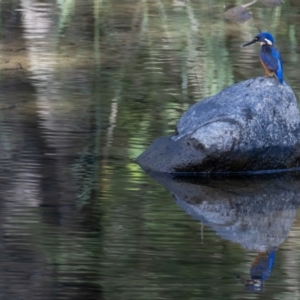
[
  {"x1": 241, "y1": 250, "x2": 276, "y2": 292},
  {"x1": 242, "y1": 32, "x2": 284, "y2": 84}
]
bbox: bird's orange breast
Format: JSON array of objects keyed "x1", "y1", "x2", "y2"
[{"x1": 260, "y1": 58, "x2": 273, "y2": 75}]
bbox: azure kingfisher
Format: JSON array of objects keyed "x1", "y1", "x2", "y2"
[{"x1": 242, "y1": 32, "x2": 284, "y2": 84}]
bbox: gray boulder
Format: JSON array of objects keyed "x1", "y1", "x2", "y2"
[{"x1": 136, "y1": 77, "x2": 300, "y2": 174}]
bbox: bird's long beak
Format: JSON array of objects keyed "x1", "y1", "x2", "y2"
[{"x1": 242, "y1": 38, "x2": 258, "y2": 47}]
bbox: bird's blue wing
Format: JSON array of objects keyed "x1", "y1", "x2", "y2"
[
  {"x1": 260, "y1": 46, "x2": 283, "y2": 83},
  {"x1": 273, "y1": 48, "x2": 284, "y2": 84},
  {"x1": 260, "y1": 49, "x2": 278, "y2": 72}
]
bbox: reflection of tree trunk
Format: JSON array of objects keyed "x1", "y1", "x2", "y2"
[
  {"x1": 0, "y1": 66, "x2": 57, "y2": 299},
  {"x1": 0, "y1": 0, "x2": 105, "y2": 298},
  {"x1": 103, "y1": 96, "x2": 118, "y2": 160}
]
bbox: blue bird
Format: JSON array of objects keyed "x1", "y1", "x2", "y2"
[{"x1": 242, "y1": 32, "x2": 284, "y2": 84}]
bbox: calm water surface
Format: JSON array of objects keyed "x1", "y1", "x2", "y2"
[{"x1": 0, "y1": 0, "x2": 300, "y2": 299}]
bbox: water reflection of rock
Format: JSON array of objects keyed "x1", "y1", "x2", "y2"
[{"x1": 152, "y1": 174, "x2": 300, "y2": 251}]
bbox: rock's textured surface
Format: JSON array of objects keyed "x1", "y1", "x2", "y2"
[{"x1": 136, "y1": 77, "x2": 300, "y2": 174}]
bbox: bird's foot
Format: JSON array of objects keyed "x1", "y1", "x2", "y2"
[{"x1": 265, "y1": 73, "x2": 275, "y2": 78}]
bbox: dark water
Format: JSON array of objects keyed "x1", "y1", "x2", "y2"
[{"x1": 0, "y1": 0, "x2": 300, "y2": 299}]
